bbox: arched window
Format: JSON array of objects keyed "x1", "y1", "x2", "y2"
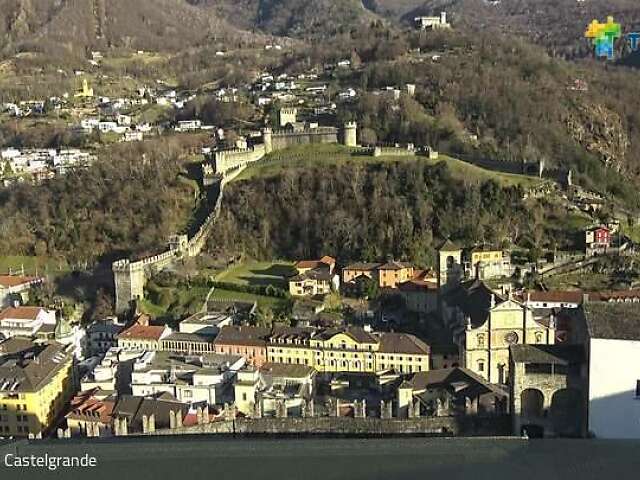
[
  {"x1": 477, "y1": 334, "x2": 485, "y2": 347},
  {"x1": 535, "y1": 332, "x2": 543, "y2": 343}
]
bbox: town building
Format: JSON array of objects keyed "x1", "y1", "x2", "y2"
[
  {"x1": 0, "y1": 338, "x2": 74, "y2": 437},
  {"x1": 65, "y1": 388, "x2": 116, "y2": 437},
  {"x1": 0, "y1": 274, "x2": 43, "y2": 308},
  {"x1": 444, "y1": 280, "x2": 555, "y2": 384},
  {"x1": 267, "y1": 327, "x2": 430, "y2": 374},
  {"x1": 159, "y1": 332, "x2": 215, "y2": 355},
  {"x1": 0, "y1": 306, "x2": 57, "y2": 340},
  {"x1": 342, "y1": 261, "x2": 415, "y2": 290},
  {"x1": 584, "y1": 226, "x2": 612, "y2": 255},
  {"x1": 235, "y1": 362, "x2": 316, "y2": 417},
  {"x1": 117, "y1": 324, "x2": 171, "y2": 351},
  {"x1": 130, "y1": 351, "x2": 245, "y2": 405},
  {"x1": 74, "y1": 79, "x2": 94, "y2": 98},
  {"x1": 509, "y1": 344, "x2": 585, "y2": 438},
  {"x1": 397, "y1": 367, "x2": 508, "y2": 419},
  {"x1": 289, "y1": 257, "x2": 339, "y2": 297},
  {"x1": 213, "y1": 326, "x2": 270, "y2": 367},
  {"x1": 572, "y1": 303, "x2": 640, "y2": 438},
  {"x1": 178, "y1": 312, "x2": 233, "y2": 337},
  {"x1": 396, "y1": 269, "x2": 439, "y2": 314},
  {"x1": 464, "y1": 246, "x2": 512, "y2": 280},
  {"x1": 86, "y1": 317, "x2": 126, "y2": 356}
]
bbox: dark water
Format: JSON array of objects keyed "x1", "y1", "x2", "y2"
[{"x1": 1, "y1": 436, "x2": 640, "y2": 480}]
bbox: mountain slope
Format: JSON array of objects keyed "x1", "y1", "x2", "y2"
[
  {"x1": 195, "y1": 0, "x2": 380, "y2": 38},
  {"x1": 0, "y1": 0, "x2": 241, "y2": 57}
]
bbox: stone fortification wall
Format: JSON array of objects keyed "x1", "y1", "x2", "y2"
[
  {"x1": 213, "y1": 145, "x2": 266, "y2": 176},
  {"x1": 271, "y1": 127, "x2": 339, "y2": 150},
  {"x1": 143, "y1": 416, "x2": 511, "y2": 437}
]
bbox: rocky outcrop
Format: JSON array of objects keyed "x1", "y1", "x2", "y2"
[{"x1": 565, "y1": 103, "x2": 630, "y2": 172}]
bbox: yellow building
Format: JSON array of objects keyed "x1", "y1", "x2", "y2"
[
  {"x1": 74, "y1": 79, "x2": 94, "y2": 98},
  {"x1": 0, "y1": 338, "x2": 74, "y2": 438},
  {"x1": 446, "y1": 280, "x2": 555, "y2": 384},
  {"x1": 289, "y1": 270, "x2": 332, "y2": 297},
  {"x1": 342, "y1": 261, "x2": 415, "y2": 289},
  {"x1": 465, "y1": 246, "x2": 511, "y2": 280},
  {"x1": 289, "y1": 256, "x2": 336, "y2": 297},
  {"x1": 266, "y1": 327, "x2": 430, "y2": 374}
]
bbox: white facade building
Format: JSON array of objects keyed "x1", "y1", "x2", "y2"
[
  {"x1": 577, "y1": 303, "x2": 640, "y2": 438},
  {"x1": 130, "y1": 351, "x2": 245, "y2": 405}
]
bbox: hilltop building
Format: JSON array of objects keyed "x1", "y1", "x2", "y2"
[
  {"x1": 414, "y1": 12, "x2": 450, "y2": 30},
  {"x1": 74, "y1": 79, "x2": 94, "y2": 98}
]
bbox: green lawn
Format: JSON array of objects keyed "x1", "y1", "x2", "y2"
[
  {"x1": 622, "y1": 223, "x2": 640, "y2": 243},
  {"x1": 214, "y1": 261, "x2": 296, "y2": 289},
  {"x1": 208, "y1": 288, "x2": 287, "y2": 309},
  {"x1": 233, "y1": 144, "x2": 544, "y2": 189},
  {"x1": 545, "y1": 272, "x2": 612, "y2": 291},
  {"x1": 0, "y1": 255, "x2": 70, "y2": 278},
  {"x1": 433, "y1": 155, "x2": 544, "y2": 188},
  {"x1": 140, "y1": 285, "x2": 210, "y2": 321}
]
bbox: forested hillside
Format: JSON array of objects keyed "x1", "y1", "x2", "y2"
[
  {"x1": 0, "y1": 137, "x2": 202, "y2": 265},
  {"x1": 213, "y1": 161, "x2": 538, "y2": 266}
]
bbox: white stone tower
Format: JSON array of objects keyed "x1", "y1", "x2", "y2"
[
  {"x1": 343, "y1": 122, "x2": 357, "y2": 147},
  {"x1": 263, "y1": 127, "x2": 273, "y2": 154}
]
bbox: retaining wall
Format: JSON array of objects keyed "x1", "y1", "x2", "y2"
[{"x1": 144, "y1": 416, "x2": 511, "y2": 437}]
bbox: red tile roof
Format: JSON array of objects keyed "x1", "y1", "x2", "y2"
[
  {"x1": 0, "y1": 306, "x2": 45, "y2": 321},
  {"x1": 295, "y1": 256, "x2": 336, "y2": 270},
  {"x1": 118, "y1": 324, "x2": 166, "y2": 341},
  {"x1": 0, "y1": 275, "x2": 41, "y2": 288},
  {"x1": 398, "y1": 279, "x2": 438, "y2": 292},
  {"x1": 525, "y1": 291, "x2": 585, "y2": 304}
]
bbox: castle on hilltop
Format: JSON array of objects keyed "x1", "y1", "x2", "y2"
[{"x1": 204, "y1": 108, "x2": 358, "y2": 177}]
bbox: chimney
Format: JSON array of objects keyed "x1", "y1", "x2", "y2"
[{"x1": 490, "y1": 294, "x2": 496, "y2": 309}]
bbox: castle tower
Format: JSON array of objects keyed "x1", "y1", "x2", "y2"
[
  {"x1": 263, "y1": 127, "x2": 273, "y2": 154},
  {"x1": 113, "y1": 260, "x2": 146, "y2": 314},
  {"x1": 278, "y1": 107, "x2": 297, "y2": 128},
  {"x1": 437, "y1": 239, "x2": 463, "y2": 290},
  {"x1": 343, "y1": 122, "x2": 357, "y2": 148}
]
